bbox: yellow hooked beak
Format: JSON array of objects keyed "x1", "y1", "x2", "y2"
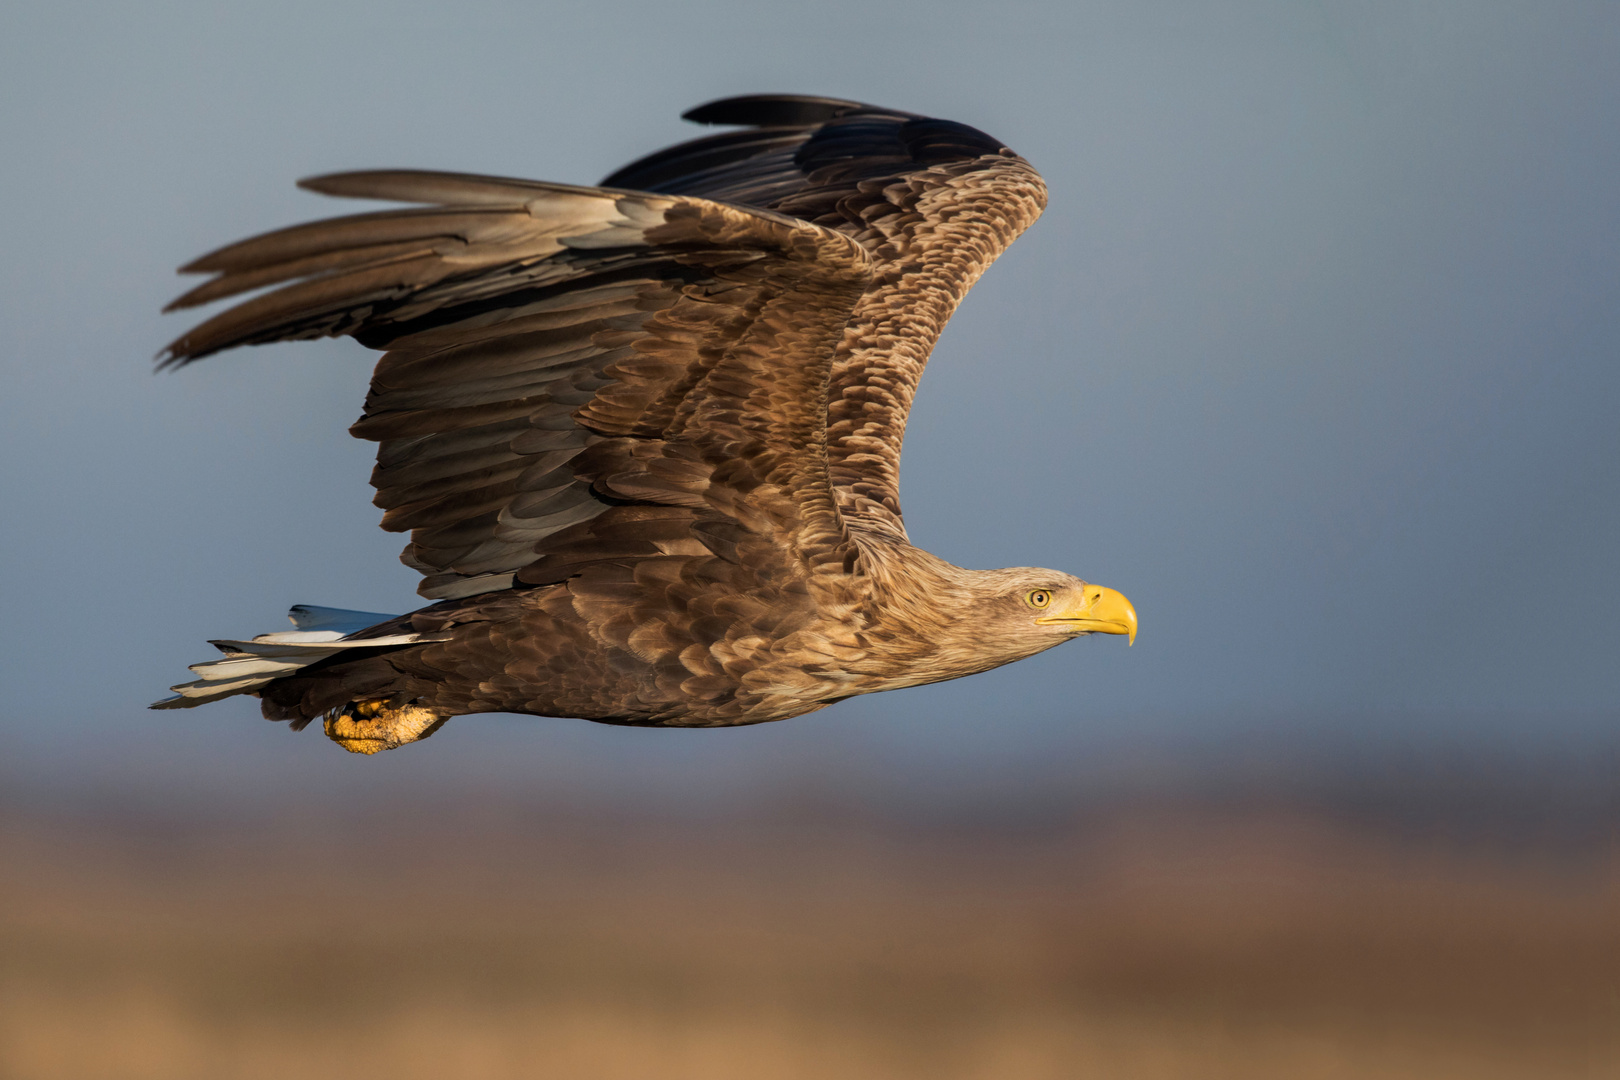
[{"x1": 1036, "y1": 584, "x2": 1138, "y2": 645}]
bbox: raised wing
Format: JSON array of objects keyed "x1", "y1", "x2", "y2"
[
  {"x1": 164, "y1": 173, "x2": 871, "y2": 600},
  {"x1": 604, "y1": 96, "x2": 1049, "y2": 539}
]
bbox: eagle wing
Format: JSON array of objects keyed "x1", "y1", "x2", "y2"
[
  {"x1": 602, "y1": 95, "x2": 1049, "y2": 540},
  {"x1": 164, "y1": 172, "x2": 871, "y2": 601}
]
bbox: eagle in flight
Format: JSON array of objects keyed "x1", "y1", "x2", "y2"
[{"x1": 152, "y1": 94, "x2": 1137, "y2": 754}]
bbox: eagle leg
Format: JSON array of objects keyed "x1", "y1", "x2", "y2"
[{"x1": 323, "y1": 697, "x2": 447, "y2": 755}]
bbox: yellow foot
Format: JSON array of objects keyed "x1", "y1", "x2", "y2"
[{"x1": 323, "y1": 698, "x2": 446, "y2": 755}]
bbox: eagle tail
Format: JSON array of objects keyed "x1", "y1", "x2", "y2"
[{"x1": 148, "y1": 605, "x2": 421, "y2": 712}]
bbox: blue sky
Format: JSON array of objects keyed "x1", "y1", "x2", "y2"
[{"x1": 2, "y1": 2, "x2": 1615, "y2": 797}]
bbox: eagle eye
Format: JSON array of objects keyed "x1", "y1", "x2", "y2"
[{"x1": 1026, "y1": 589, "x2": 1052, "y2": 609}]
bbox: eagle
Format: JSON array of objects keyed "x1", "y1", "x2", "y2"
[{"x1": 152, "y1": 94, "x2": 1138, "y2": 754}]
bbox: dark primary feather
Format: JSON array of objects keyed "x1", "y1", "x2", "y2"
[
  {"x1": 681, "y1": 94, "x2": 875, "y2": 126},
  {"x1": 602, "y1": 97, "x2": 1007, "y2": 211}
]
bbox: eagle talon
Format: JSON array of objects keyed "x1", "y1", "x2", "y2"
[{"x1": 323, "y1": 699, "x2": 445, "y2": 755}]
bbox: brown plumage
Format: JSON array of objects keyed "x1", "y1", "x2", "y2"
[{"x1": 152, "y1": 95, "x2": 1137, "y2": 753}]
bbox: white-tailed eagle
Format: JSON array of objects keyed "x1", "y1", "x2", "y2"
[{"x1": 152, "y1": 95, "x2": 1137, "y2": 753}]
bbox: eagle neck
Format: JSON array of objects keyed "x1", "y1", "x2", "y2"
[{"x1": 845, "y1": 537, "x2": 1040, "y2": 689}]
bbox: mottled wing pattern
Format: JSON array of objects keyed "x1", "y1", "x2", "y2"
[
  {"x1": 603, "y1": 96, "x2": 1049, "y2": 540},
  {"x1": 164, "y1": 173, "x2": 871, "y2": 601}
]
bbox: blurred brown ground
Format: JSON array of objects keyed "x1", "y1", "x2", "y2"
[{"x1": 3, "y1": 781, "x2": 1617, "y2": 1080}]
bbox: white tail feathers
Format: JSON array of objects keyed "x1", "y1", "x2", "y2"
[{"x1": 150, "y1": 605, "x2": 430, "y2": 709}]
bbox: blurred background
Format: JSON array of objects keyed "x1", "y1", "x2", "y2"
[{"x1": 2, "y1": 2, "x2": 1617, "y2": 1076}]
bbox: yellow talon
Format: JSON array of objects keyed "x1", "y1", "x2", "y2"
[{"x1": 323, "y1": 699, "x2": 446, "y2": 755}]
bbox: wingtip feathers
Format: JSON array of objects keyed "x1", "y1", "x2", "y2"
[{"x1": 681, "y1": 94, "x2": 876, "y2": 128}]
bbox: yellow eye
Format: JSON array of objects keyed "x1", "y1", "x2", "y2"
[{"x1": 1026, "y1": 589, "x2": 1052, "y2": 609}]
